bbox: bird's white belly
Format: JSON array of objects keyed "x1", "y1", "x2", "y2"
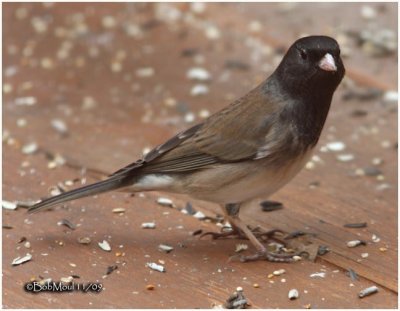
[
  {"x1": 180, "y1": 149, "x2": 313, "y2": 204},
  {"x1": 131, "y1": 150, "x2": 313, "y2": 205}
]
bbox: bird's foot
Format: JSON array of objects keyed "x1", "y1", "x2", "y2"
[
  {"x1": 232, "y1": 248, "x2": 300, "y2": 263},
  {"x1": 248, "y1": 226, "x2": 286, "y2": 244},
  {"x1": 200, "y1": 226, "x2": 286, "y2": 243},
  {"x1": 200, "y1": 227, "x2": 246, "y2": 240}
]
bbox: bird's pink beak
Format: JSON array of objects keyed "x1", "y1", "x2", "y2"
[{"x1": 319, "y1": 53, "x2": 337, "y2": 72}]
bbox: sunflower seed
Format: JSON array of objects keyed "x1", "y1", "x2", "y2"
[
  {"x1": 106, "y1": 265, "x2": 118, "y2": 275},
  {"x1": 98, "y1": 240, "x2": 111, "y2": 252},
  {"x1": 273, "y1": 269, "x2": 286, "y2": 276},
  {"x1": 347, "y1": 240, "x2": 366, "y2": 248},
  {"x1": 344, "y1": 222, "x2": 367, "y2": 228},
  {"x1": 156, "y1": 197, "x2": 174, "y2": 207},
  {"x1": 2, "y1": 200, "x2": 17, "y2": 210},
  {"x1": 146, "y1": 262, "x2": 165, "y2": 272},
  {"x1": 187, "y1": 67, "x2": 211, "y2": 81},
  {"x1": 51, "y1": 119, "x2": 68, "y2": 135},
  {"x1": 112, "y1": 207, "x2": 126, "y2": 213},
  {"x1": 310, "y1": 272, "x2": 326, "y2": 278},
  {"x1": 337, "y1": 154, "x2": 355, "y2": 162},
  {"x1": 361, "y1": 252, "x2": 369, "y2": 258},
  {"x1": 193, "y1": 211, "x2": 206, "y2": 219},
  {"x1": 326, "y1": 141, "x2": 346, "y2": 152},
  {"x1": 190, "y1": 84, "x2": 209, "y2": 96},
  {"x1": 260, "y1": 200, "x2": 283, "y2": 212},
  {"x1": 141, "y1": 222, "x2": 156, "y2": 229},
  {"x1": 22, "y1": 142, "x2": 38, "y2": 154},
  {"x1": 77, "y1": 237, "x2": 91, "y2": 244},
  {"x1": 12, "y1": 253, "x2": 32, "y2": 266},
  {"x1": 372, "y1": 234, "x2": 381, "y2": 243},
  {"x1": 288, "y1": 289, "x2": 299, "y2": 300},
  {"x1": 359, "y1": 286, "x2": 378, "y2": 298},
  {"x1": 235, "y1": 244, "x2": 248, "y2": 253},
  {"x1": 158, "y1": 244, "x2": 174, "y2": 253}
]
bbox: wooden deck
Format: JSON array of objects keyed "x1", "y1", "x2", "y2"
[{"x1": 3, "y1": 3, "x2": 397, "y2": 308}]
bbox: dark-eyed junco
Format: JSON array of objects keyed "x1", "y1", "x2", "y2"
[{"x1": 29, "y1": 36, "x2": 345, "y2": 262}]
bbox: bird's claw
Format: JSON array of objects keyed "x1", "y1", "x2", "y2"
[{"x1": 237, "y1": 249, "x2": 298, "y2": 263}]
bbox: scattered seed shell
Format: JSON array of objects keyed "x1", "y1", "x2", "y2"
[
  {"x1": 344, "y1": 222, "x2": 367, "y2": 228},
  {"x1": 112, "y1": 207, "x2": 126, "y2": 213},
  {"x1": 12, "y1": 253, "x2": 32, "y2": 266},
  {"x1": 235, "y1": 244, "x2": 248, "y2": 253},
  {"x1": 156, "y1": 197, "x2": 174, "y2": 207},
  {"x1": 158, "y1": 244, "x2": 174, "y2": 253},
  {"x1": 98, "y1": 240, "x2": 111, "y2": 252},
  {"x1": 292, "y1": 255, "x2": 302, "y2": 261},
  {"x1": 22, "y1": 142, "x2": 38, "y2": 154},
  {"x1": 2, "y1": 200, "x2": 17, "y2": 210},
  {"x1": 361, "y1": 252, "x2": 369, "y2": 258},
  {"x1": 359, "y1": 286, "x2": 378, "y2": 298},
  {"x1": 260, "y1": 200, "x2": 283, "y2": 212},
  {"x1": 273, "y1": 269, "x2": 286, "y2": 276},
  {"x1": 371, "y1": 234, "x2": 381, "y2": 243},
  {"x1": 190, "y1": 84, "x2": 209, "y2": 96},
  {"x1": 310, "y1": 272, "x2": 326, "y2": 278},
  {"x1": 78, "y1": 237, "x2": 91, "y2": 244},
  {"x1": 347, "y1": 240, "x2": 366, "y2": 248},
  {"x1": 193, "y1": 211, "x2": 206, "y2": 219},
  {"x1": 141, "y1": 222, "x2": 156, "y2": 229},
  {"x1": 337, "y1": 154, "x2": 355, "y2": 162},
  {"x1": 326, "y1": 141, "x2": 346, "y2": 152},
  {"x1": 288, "y1": 289, "x2": 299, "y2": 300},
  {"x1": 51, "y1": 119, "x2": 68, "y2": 135},
  {"x1": 187, "y1": 67, "x2": 211, "y2": 81},
  {"x1": 146, "y1": 262, "x2": 165, "y2": 272},
  {"x1": 106, "y1": 265, "x2": 118, "y2": 275}
]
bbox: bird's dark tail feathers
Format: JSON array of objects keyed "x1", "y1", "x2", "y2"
[{"x1": 28, "y1": 176, "x2": 129, "y2": 214}]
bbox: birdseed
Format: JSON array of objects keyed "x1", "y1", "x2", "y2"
[
  {"x1": 98, "y1": 240, "x2": 111, "y2": 252},
  {"x1": 359, "y1": 286, "x2": 378, "y2": 298},
  {"x1": 288, "y1": 289, "x2": 299, "y2": 300},
  {"x1": 146, "y1": 262, "x2": 165, "y2": 272},
  {"x1": 142, "y1": 222, "x2": 156, "y2": 229},
  {"x1": 344, "y1": 222, "x2": 367, "y2": 228},
  {"x1": 12, "y1": 253, "x2": 32, "y2": 266}
]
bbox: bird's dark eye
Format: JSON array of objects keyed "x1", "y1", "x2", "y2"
[{"x1": 300, "y1": 49, "x2": 308, "y2": 60}]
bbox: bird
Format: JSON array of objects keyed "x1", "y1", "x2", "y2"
[{"x1": 28, "y1": 35, "x2": 345, "y2": 262}]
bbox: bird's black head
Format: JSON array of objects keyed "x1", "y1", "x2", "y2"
[{"x1": 274, "y1": 35, "x2": 345, "y2": 100}]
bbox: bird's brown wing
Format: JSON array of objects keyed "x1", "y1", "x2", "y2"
[{"x1": 110, "y1": 85, "x2": 282, "y2": 176}]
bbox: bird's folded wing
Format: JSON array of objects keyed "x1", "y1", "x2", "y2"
[{"x1": 110, "y1": 89, "x2": 282, "y2": 176}]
